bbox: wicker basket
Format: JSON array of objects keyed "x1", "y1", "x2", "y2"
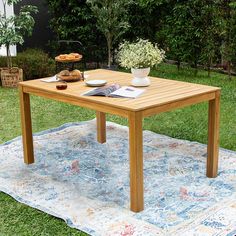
[{"x1": 1, "y1": 67, "x2": 23, "y2": 88}]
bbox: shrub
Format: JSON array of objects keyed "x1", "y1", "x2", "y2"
[
  {"x1": 0, "y1": 56, "x2": 8, "y2": 68},
  {"x1": 13, "y1": 48, "x2": 55, "y2": 80}
]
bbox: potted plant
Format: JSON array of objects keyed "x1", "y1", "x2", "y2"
[
  {"x1": 0, "y1": 0, "x2": 37, "y2": 87},
  {"x1": 117, "y1": 38, "x2": 165, "y2": 86}
]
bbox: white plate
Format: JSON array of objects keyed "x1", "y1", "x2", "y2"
[{"x1": 85, "y1": 80, "x2": 107, "y2": 87}]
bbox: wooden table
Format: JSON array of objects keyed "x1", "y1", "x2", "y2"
[{"x1": 19, "y1": 69, "x2": 221, "y2": 212}]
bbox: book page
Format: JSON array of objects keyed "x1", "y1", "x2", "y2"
[
  {"x1": 83, "y1": 84, "x2": 120, "y2": 96},
  {"x1": 109, "y1": 86, "x2": 145, "y2": 98}
]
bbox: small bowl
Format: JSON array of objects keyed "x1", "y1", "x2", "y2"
[{"x1": 56, "y1": 81, "x2": 67, "y2": 90}]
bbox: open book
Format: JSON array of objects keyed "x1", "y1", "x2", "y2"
[
  {"x1": 40, "y1": 75, "x2": 58, "y2": 82},
  {"x1": 83, "y1": 84, "x2": 145, "y2": 98}
]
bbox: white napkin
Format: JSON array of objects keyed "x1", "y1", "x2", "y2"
[{"x1": 40, "y1": 75, "x2": 58, "y2": 83}]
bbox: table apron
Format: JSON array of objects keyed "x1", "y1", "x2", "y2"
[
  {"x1": 142, "y1": 92, "x2": 216, "y2": 117},
  {"x1": 22, "y1": 86, "x2": 129, "y2": 118},
  {"x1": 22, "y1": 86, "x2": 217, "y2": 119}
]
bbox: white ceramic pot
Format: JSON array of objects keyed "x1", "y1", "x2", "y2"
[{"x1": 131, "y1": 67, "x2": 150, "y2": 87}]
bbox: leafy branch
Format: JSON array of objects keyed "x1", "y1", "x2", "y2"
[{"x1": 0, "y1": 0, "x2": 38, "y2": 67}]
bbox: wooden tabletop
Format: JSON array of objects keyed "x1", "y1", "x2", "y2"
[{"x1": 19, "y1": 69, "x2": 220, "y2": 116}]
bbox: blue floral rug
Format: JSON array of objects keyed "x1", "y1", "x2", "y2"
[{"x1": 0, "y1": 120, "x2": 235, "y2": 236}]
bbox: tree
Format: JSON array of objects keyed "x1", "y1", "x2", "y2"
[
  {"x1": 87, "y1": 0, "x2": 132, "y2": 68},
  {"x1": 0, "y1": 0, "x2": 38, "y2": 67},
  {"x1": 220, "y1": 0, "x2": 236, "y2": 80},
  {"x1": 159, "y1": 0, "x2": 188, "y2": 71},
  {"x1": 161, "y1": 1, "x2": 203, "y2": 73},
  {"x1": 125, "y1": 1, "x2": 161, "y2": 43},
  {"x1": 198, "y1": 0, "x2": 223, "y2": 77},
  {"x1": 46, "y1": 0, "x2": 106, "y2": 64},
  {"x1": 126, "y1": 0, "x2": 172, "y2": 47},
  {"x1": 159, "y1": 0, "x2": 223, "y2": 76}
]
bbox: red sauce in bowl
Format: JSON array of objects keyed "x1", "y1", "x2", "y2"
[{"x1": 56, "y1": 82, "x2": 67, "y2": 90}]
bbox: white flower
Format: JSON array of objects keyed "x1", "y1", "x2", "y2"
[{"x1": 117, "y1": 38, "x2": 165, "y2": 69}]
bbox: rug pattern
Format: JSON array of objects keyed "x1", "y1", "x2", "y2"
[{"x1": 0, "y1": 120, "x2": 235, "y2": 235}]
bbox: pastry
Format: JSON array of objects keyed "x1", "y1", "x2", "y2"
[
  {"x1": 66, "y1": 54, "x2": 76, "y2": 60},
  {"x1": 70, "y1": 69, "x2": 82, "y2": 78},
  {"x1": 59, "y1": 70, "x2": 70, "y2": 76},
  {"x1": 70, "y1": 53, "x2": 81, "y2": 59},
  {"x1": 55, "y1": 53, "x2": 82, "y2": 61},
  {"x1": 58, "y1": 54, "x2": 67, "y2": 59}
]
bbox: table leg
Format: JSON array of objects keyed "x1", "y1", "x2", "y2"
[
  {"x1": 207, "y1": 90, "x2": 220, "y2": 177},
  {"x1": 19, "y1": 86, "x2": 34, "y2": 164},
  {"x1": 96, "y1": 111, "x2": 106, "y2": 143},
  {"x1": 129, "y1": 111, "x2": 144, "y2": 212}
]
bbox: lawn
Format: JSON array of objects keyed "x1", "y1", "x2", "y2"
[{"x1": 0, "y1": 63, "x2": 235, "y2": 235}]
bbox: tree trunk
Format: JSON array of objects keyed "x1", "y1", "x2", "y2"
[
  {"x1": 225, "y1": 0, "x2": 232, "y2": 81},
  {"x1": 207, "y1": 58, "x2": 211, "y2": 77},
  {"x1": 177, "y1": 60, "x2": 180, "y2": 71},
  {"x1": 106, "y1": 34, "x2": 112, "y2": 68},
  {"x1": 194, "y1": 60, "x2": 198, "y2": 76},
  {"x1": 6, "y1": 44, "x2": 12, "y2": 68},
  {"x1": 108, "y1": 44, "x2": 111, "y2": 68},
  {"x1": 3, "y1": 3, "x2": 12, "y2": 68},
  {"x1": 227, "y1": 60, "x2": 232, "y2": 80}
]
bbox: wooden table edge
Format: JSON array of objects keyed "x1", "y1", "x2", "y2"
[
  {"x1": 142, "y1": 89, "x2": 220, "y2": 117},
  {"x1": 19, "y1": 83, "x2": 220, "y2": 116},
  {"x1": 18, "y1": 83, "x2": 130, "y2": 118}
]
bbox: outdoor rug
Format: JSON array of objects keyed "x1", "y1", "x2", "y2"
[{"x1": 0, "y1": 120, "x2": 235, "y2": 236}]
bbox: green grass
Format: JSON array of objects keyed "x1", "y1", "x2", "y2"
[
  {"x1": 0, "y1": 63, "x2": 235, "y2": 235},
  {"x1": 148, "y1": 64, "x2": 236, "y2": 151}
]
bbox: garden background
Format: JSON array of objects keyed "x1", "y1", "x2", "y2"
[
  {"x1": 0, "y1": 0, "x2": 236, "y2": 235},
  {"x1": 1, "y1": 0, "x2": 236, "y2": 79}
]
